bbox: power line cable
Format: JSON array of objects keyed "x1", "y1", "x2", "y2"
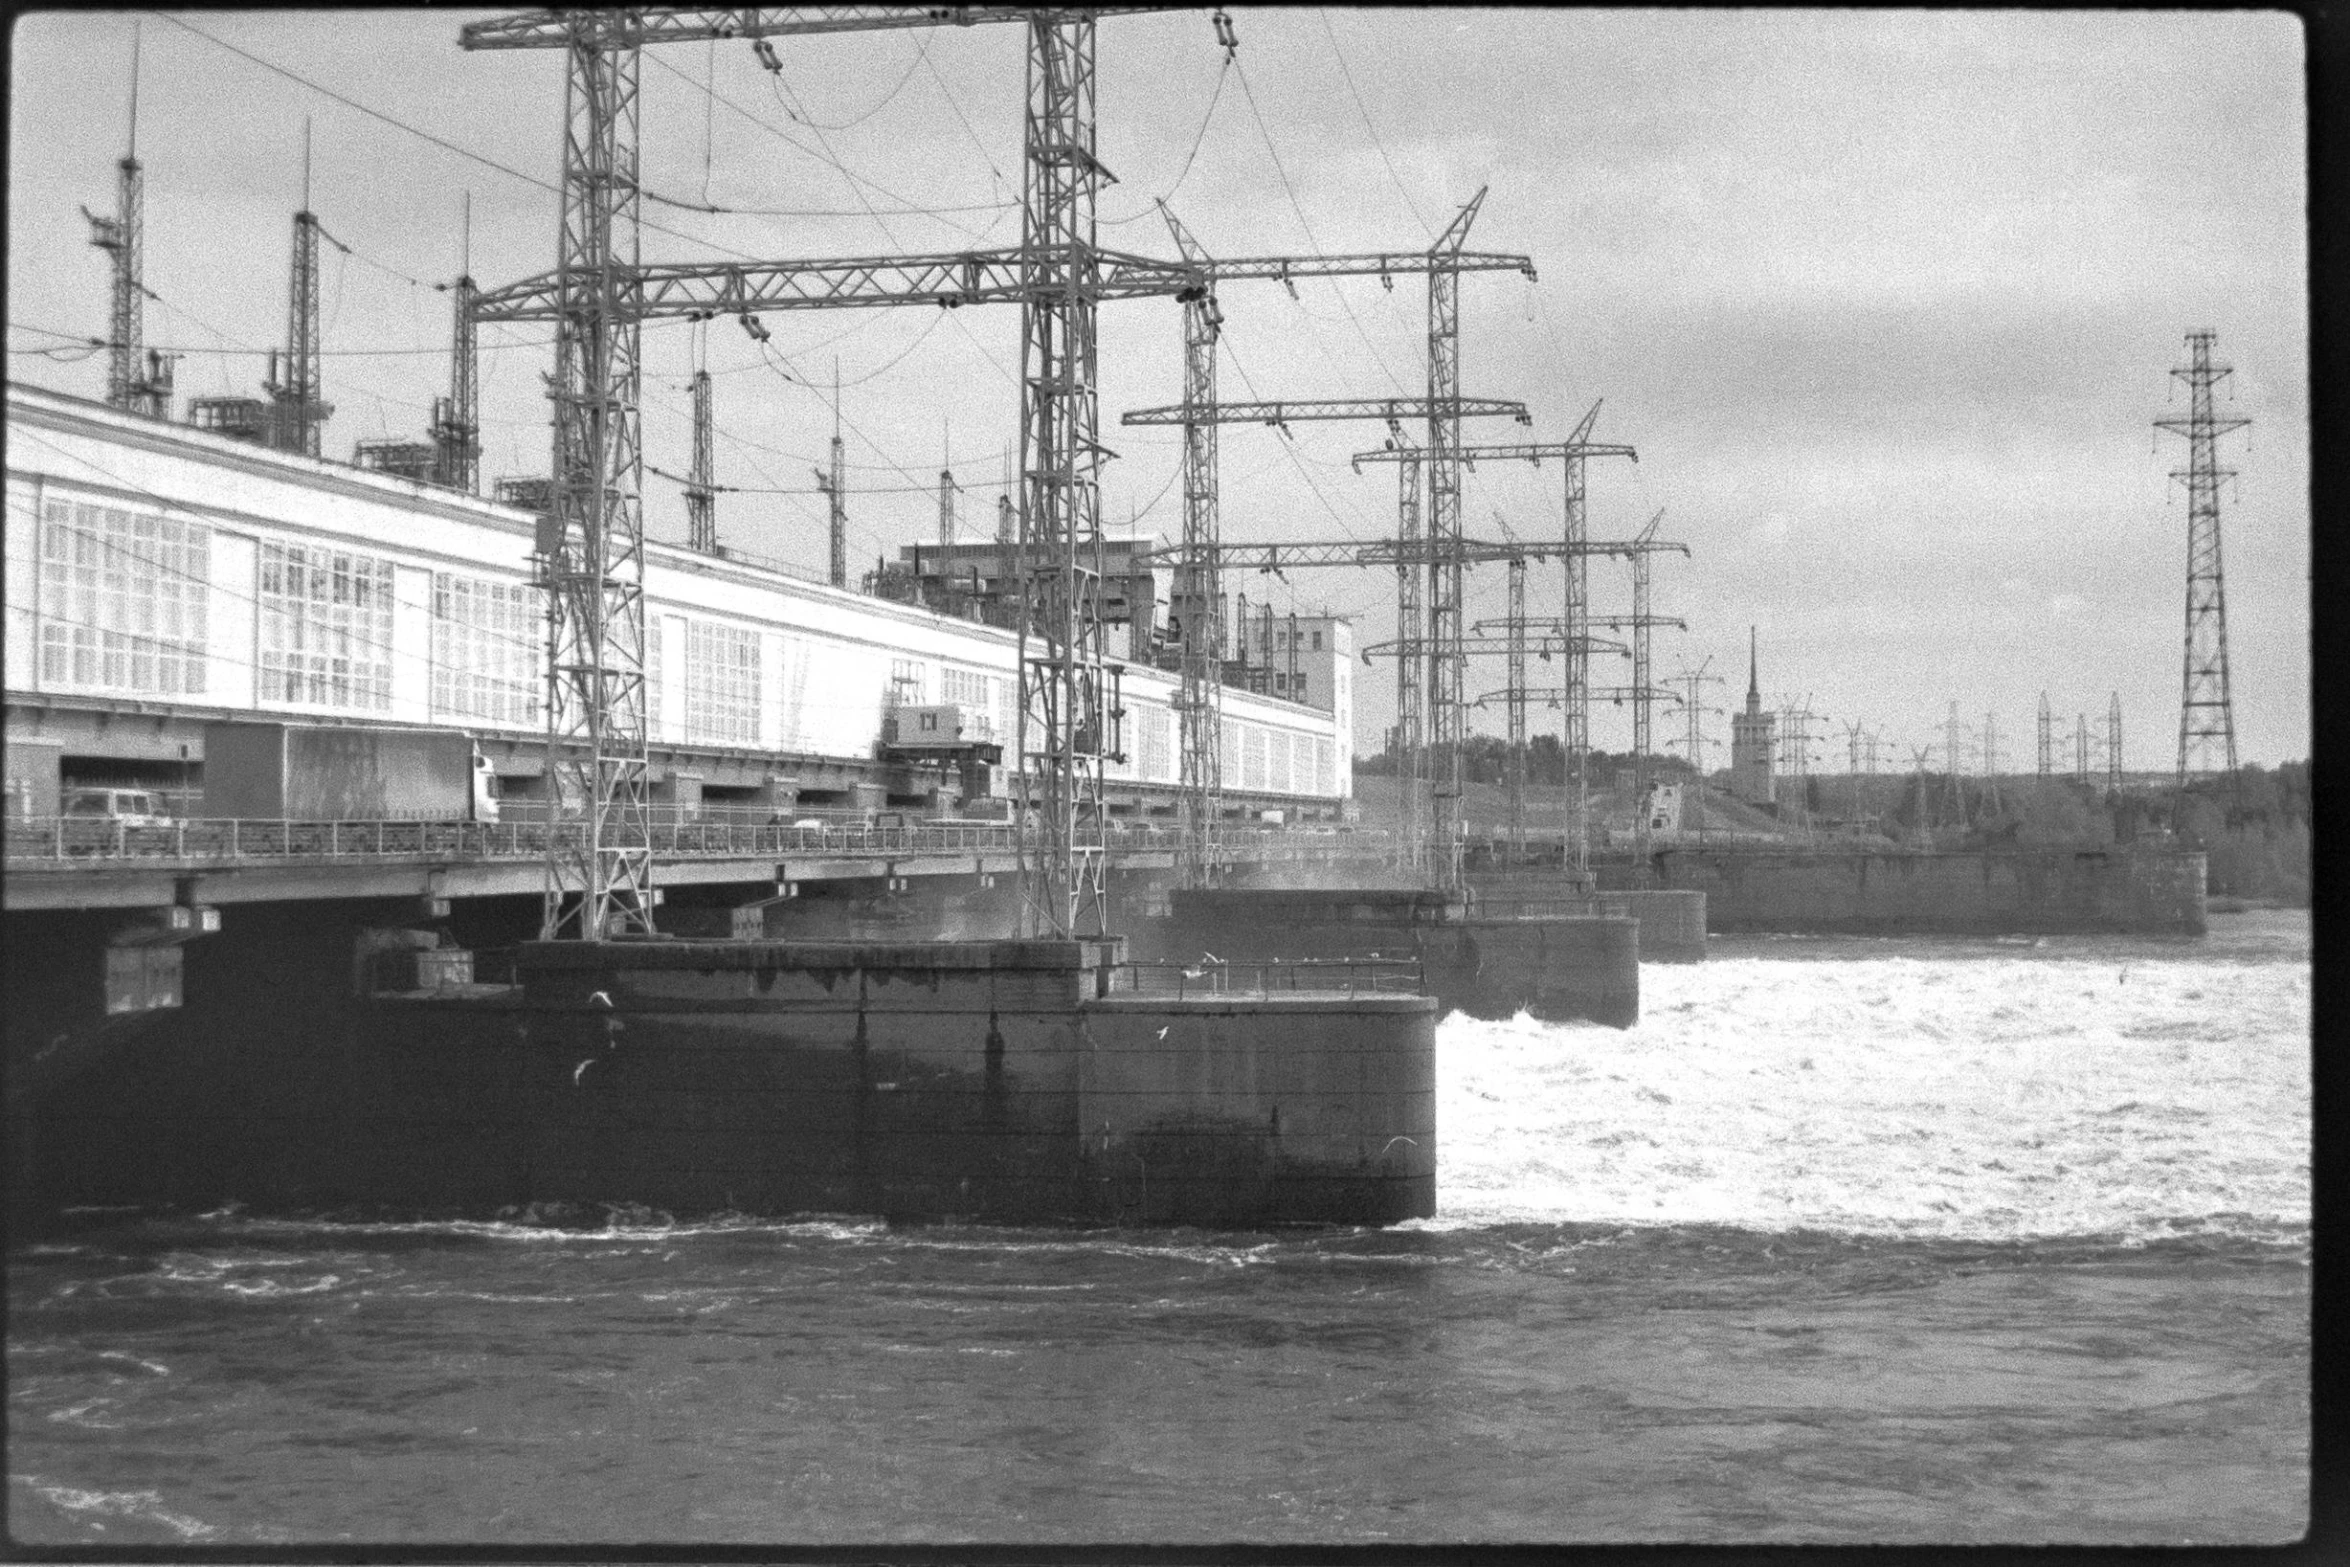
[
  {"x1": 1318, "y1": 9, "x2": 1432, "y2": 239},
  {"x1": 641, "y1": 49, "x2": 1010, "y2": 231},
  {"x1": 1231, "y1": 57, "x2": 1412, "y2": 397},
  {"x1": 156, "y1": 15, "x2": 781, "y2": 267}
]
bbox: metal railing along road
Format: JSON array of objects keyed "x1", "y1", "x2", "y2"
[
  {"x1": 1112, "y1": 956, "x2": 1424, "y2": 1000},
  {"x1": 3, "y1": 814, "x2": 1392, "y2": 868}
]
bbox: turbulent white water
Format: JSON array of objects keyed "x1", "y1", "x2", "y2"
[{"x1": 1429, "y1": 919, "x2": 2310, "y2": 1242}]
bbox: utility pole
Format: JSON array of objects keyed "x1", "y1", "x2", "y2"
[
  {"x1": 433, "y1": 193, "x2": 480, "y2": 492},
  {"x1": 2155, "y1": 330, "x2": 2249, "y2": 784},
  {"x1": 83, "y1": 23, "x2": 175, "y2": 420},
  {"x1": 686, "y1": 366, "x2": 717, "y2": 552},
  {"x1": 2075, "y1": 710, "x2": 2091, "y2": 784},
  {"x1": 265, "y1": 119, "x2": 331, "y2": 457}
]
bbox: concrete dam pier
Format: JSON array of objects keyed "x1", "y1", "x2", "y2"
[
  {"x1": 1152, "y1": 887, "x2": 1642, "y2": 1029},
  {"x1": 10, "y1": 900, "x2": 1435, "y2": 1231}
]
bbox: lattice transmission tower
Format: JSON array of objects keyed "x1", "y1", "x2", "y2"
[
  {"x1": 431, "y1": 193, "x2": 481, "y2": 492},
  {"x1": 686, "y1": 365, "x2": 717, "y2": 553},
  {"x1": 264, "y1": 120, "x2": 332, "y2": 457},
  {"x1": 82, "y1": 24, "x2": 176, "y2": 420},
  {"x1": 2155, "y1": 330, "x2": 2249, "y2": 782}
]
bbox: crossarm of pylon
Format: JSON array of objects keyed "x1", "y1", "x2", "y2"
[
  {"x1": 475, "y1": 240, "x2": 1533, "y2": 323},
  {"x1": 1122, "y1": 397, "x2": 1530, "y2": 427},
  {"x1": 1144, "y1": 535, "x2": 1585, "y2": 570},
  {"x1": 460, "y1": 7, "x2": 1175, "y2": 50},
  {"x1": 1178, "y1": 250, "x2": 1537, "y2": 285},
  {"x1": 1350, "y1": 440, "x2": 1638, "y2": 469}
]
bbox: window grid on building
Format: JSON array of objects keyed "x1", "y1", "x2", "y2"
[
  {"x1": 942, "y1": 666, "x2": 995, "y2": 741},
  {"x1": 431, "y1": 574, "x2": 538, "y2": 726},
  {"x1": 1315, "y1": 736, "x2": 1335, "y2": 796},
  {"x1": 1243, "y1": 725, "x2": 1267, "y2": 792},
  {"x1": 1138, "y1": 703, "x2": 1172, "y2": 782},
  {"x1": 887, "y1": 657, "x2": 926, "y2": 710},
  {"x1": 37, "y1": 498, "x2": 209, "y2": 695},
  {"x1": 258, "y1": 540, "x2": 393, "y2": 711},
  {"x1": 684, "y1": 619, "x2": 761, "y2": 746}
]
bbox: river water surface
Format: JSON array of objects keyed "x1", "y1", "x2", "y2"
[{"x1": 6, "y1": 909, "x2": 2308, "y2": 1546}]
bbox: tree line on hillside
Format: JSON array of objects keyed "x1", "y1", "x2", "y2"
[{"x1": 1355, "y1": 743, "x2": 2310, "y2": 904}]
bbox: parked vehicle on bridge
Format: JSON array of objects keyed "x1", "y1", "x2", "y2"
[
  {"x1": 201, "y1": 722, "x2": 500, "y2": 823},
  {"x1": 63, "y1": 787, "x2": 172, "y2": 827}
]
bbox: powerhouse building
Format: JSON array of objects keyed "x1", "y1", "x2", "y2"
[{"x1": 3, "y1": 383, "x2": 1353, "y2": 820}]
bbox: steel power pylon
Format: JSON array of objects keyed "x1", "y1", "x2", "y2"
[
  {"x1": 2105, "y1": 692, "x2": 2123, "y2": 797},
  {"x1": 812, "y1": 363, "x2": 847, "y2": 587},
  {"x1": 1671, "y1": 658, "x2": 1726, "y2": 843},
  {"x1": 2155, "y1": 329, "x2": 2250, "y2": 783},
  {"x1": 432, "y1": 194, "x2": 481, "y2": 492},
  {"x1": 1942, "y1": 701, "x2": 1968, "y2": 822},
  {"x1": 1121, "y1": 392, "x2": 1533, "y2": 887},
  {"x1": 1587, "y1": 507, "x2": 1689, "y2": 863},
  {"x1": 1145, "y1": 200, "x2": 1533, "y2": 890},
  {"x1": 462, "y1": 5, "x2": 1200, "y2": 940},
  {"x1": 1353, "y1": 403, "x2": 1638, "y2": 886},
  {"x1": 82, "y1": 26, "x2": 175, "y2": 420},
  {"x1": 2037, "y1": 691, "x2": 2054, "y2": 780},
  {"x1": 264, "y1": 122, "x2": 332, "y2": 457},
  {"x1": 685, "y1": 367, "x2": 717, "y2": 553},
  {"x1": 937, "y1": 442, "x2": 959, "y2": 549}
]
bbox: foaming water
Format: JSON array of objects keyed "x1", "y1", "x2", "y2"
[
  {"x1": 1432, "y1": 911, "x2": 2308, "y2": 1242},
  {"x1": 5, "y1": 910, "x2": 2308, "y2": 1545}
]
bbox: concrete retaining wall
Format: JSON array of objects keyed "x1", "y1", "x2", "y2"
[
  {"x1": 1466, "y1": 880, "x2": 1707, "y2": 961},
  {"x1": 1652, "y1": 848, "x2": 2207, "y2": 935},
  {"x1": 1158, "y1": 889, "x2": 1641, "y2": 1027}
]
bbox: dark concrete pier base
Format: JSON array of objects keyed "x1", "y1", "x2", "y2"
[
  {"x1": 1156, "y1": 888, "x2": 1640, "y2": 1028},
  {"x1": 472, "y1": 938, "x2": 1437, "y2": 1224},
  {"x1": 9, "y1": 909, "x2": 1437, "y2": 1229}
]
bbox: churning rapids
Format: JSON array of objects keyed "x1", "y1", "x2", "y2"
[{"x1": 6, "y1": 909, "x2": 2308, "y2": 1546}]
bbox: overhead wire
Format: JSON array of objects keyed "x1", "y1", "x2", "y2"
[
  {"x1": 765, "y1": 36, "x2": 927, "y2": 132},
  {"x1": 641, "y1": 49, "x2": 1010, "y2": 230},
  {"x1": 1231, "y1": 56, "x2": 1413, "y2": 397},
  {"x1": 1100, "y1": 54, "x2": 1232, "y2": 226},
  {"x1": 156, "y1": 15, "x2": 784, "y2": 268},
  {"x1": 1318, "y1": 8, "x2": 1432, "y2": 240}
]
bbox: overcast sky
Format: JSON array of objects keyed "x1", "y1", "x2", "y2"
[{"x1": 7, "y1": 8, "x2": 2309, "y2": 767}]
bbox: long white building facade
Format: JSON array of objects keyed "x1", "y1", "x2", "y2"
[{"x1": 4, "y1": 383, "x2": 1352, "y2": 819}]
